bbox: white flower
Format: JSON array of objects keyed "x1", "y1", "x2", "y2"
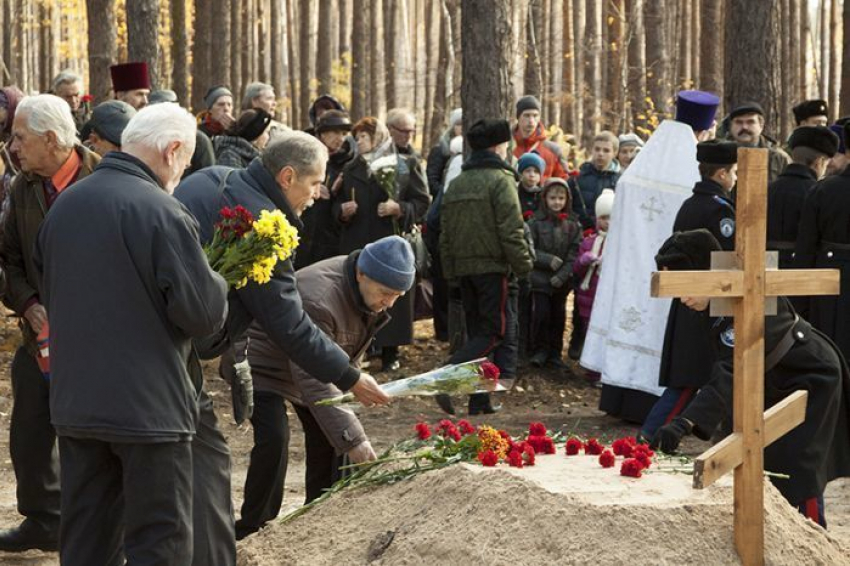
[{"x1": 369, "y1": 153, "x2": 398, "y2": 174}]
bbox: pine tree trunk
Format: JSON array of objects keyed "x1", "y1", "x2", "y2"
[
  {"x1": 819, "y1": 0, "x2": 829, "y2": 98},
  {"x1": 829, "y1": 0, "x2": 841, "y2": 122},
  {"x1": 461, "y1": 0, "x2": 513, "y2": 130},
  {"x1": 841, "y1": 0, "x2": 850, "y2": 116},
  {"x1": 299, "y1": 0, "x2": 314, "y2": 126},
  {"x1": 259, "y1": 0, "x2": 270, "y2": 82},
  {"x1": 524, "y1": 0, "x2": 543, "y2": 98},
  {"x1": 573, "y1": 0, "x2": 585, "y2": 138},
  {"x1": 339, "y1": 0, "x2": 352, "y2": 58},
  {"x1": 725, "y1": 0, "x2": 782, "y2": 136},
  {"x1": 540, "y1": 0, "x2": 551, "y2": 124},
  {"x1": 170, "y1": 0, "x2": 188, "y2": 104},
  {"x1": 127, "y1": 0, "x2": 159, "y2": 88},
  {"x1": 691, "y1": 0, "x2": 700, "y2": 87},
  {"x1": 191, "y1": 0, "x2": 212, "y2": 110},
  {"x1": 779, "y1": 0, "x2": 791, "y2": 136},
  {"x1": 627, "y1": 0, "x2": 646, "y2": 132},
  {"x1": 802, "y1": 1, "x2": 811, "y2": 99},
  {"x1": 424, "y1": 0, "x2": 437, "y2": 147},
  {"x1": 242, "y1": 0, "x2": 253, "y2": 92},
  {"x1": 271, "y1": 0, "x2": 284, "y2": 115},
  {"x1": 231, "y1": 0, "x2": 242, "y2": 100},
  {"x1": 644, "y1": 0, "x2": 667, "y2": 116},
  {"x1": 699, "y1": 0, "x2": 722, "y2": 96},
  {"x1": 86, "y1": 0, "x2": 117, "y2": 102},
  {"x1": 317, "y1": 0, "x2": 334, "y2": 94},
  {"x1": 548, "y1": 0, "x2": 563, "y2": 127},
  {"x1": 211, "y1": 0, "x2": 231, "y2": 89},
  {"x1": 287, "y1": 0, "x2": 300, "y2": 126},
  {"x1": 431, "y1": 0, "x2": 453, "y2": 142},
  {"x1": 562, "y1": 0, "x2": 575, "y2": 133},
  {"x1": 510, "y1": 0, "x2": 528, "y2": 100},
  {"x1": 790, "y1": 0, "x2": 802, "y2": 103},
  {"x1": 1, "y1": 0, "x2": 10, "y2": 83},
  {"x1": 350, "y1": 0, "x2": 368, "y2": 120},
  {"x1": 450, "y1": 0, "x2": 462, "y2": 109},
  {"x1": 385, "y1": 0, "x2": 398, "y2": 109},
  {"x1": 586, "y1": 0, "x2": 603, "y2": 139},
  {"x1": 679, "y1": 0, "x2": 692, "y2": 88},
  {"x1": 606, "y1": 0, "x2": 624, "y2": 130},
  {"x1": 370, "y1": 0, "x2": 386, "y2": 116}
]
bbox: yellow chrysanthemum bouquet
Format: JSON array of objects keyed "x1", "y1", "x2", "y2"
[{"x1": 204, "y1": 205, "x2": 299, "y2": 289}]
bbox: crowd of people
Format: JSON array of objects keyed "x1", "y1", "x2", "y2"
[{"x1": 0, "y1": 58, "x2": 848, "y2": 563}]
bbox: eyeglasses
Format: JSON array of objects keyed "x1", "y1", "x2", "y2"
[{"x1": 390, "y1": 125, "x2": 416, "y2": 135}]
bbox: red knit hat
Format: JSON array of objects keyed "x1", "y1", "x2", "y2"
[{"x1": 110, "y1": 62, "x2": 151, "y2": 92}]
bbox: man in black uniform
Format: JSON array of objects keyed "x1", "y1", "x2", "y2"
[
  {"x1": 651, "y1": 230, "x2": 850, "y2": 528},
  {"x1": 639, "y1": 141, "x2": 738, "y2": 440},
  {"x1": 767, "y1": 126, "x2": 838, "y2": 268},
  {"x1": 795, "y1": 121, "x2": 850, "y2": 362}
]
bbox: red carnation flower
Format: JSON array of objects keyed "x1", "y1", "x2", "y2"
[
  {"x1": 634, "y1": 452, "x2": 652, "y2": 469},
  {"x1": 584, "y1": 438, "x2": 604, "y2": 455},
  {"x1": 620, "y1": 458, "x2": 644, "y2": 478},
  {"x1": 436, "y1": 419, "x2": 453, "y2": 432},
  {"x1": 507, "y1": 450, "x2": 524, "y2": 468},
  {"x1": 220, "y1": 206, "x2": 236, "y2": 220},
  {"x1": 414, "y1": 422, "x2": 431, "y2": 440},
  {"x1": 523, "y1": 443, "x2": 536, "y2": 466},
  {"x1": 529, "y1": 422, "x2": 547, "y2": 437},
  {"x1": 565, "y1": 438, "x2": 583, "y2": 456},
  {"x1": 457, "y1": 420, "x2": 476, "y2": 436},
  {"x1": 480, "y1": 361, "x2": 500, "y2": 381},
  {"x1": 599, "y1": 449, "x2": 616, "y2": 468},
  {"x1": 541, "y1": 436, "x2": 556, "y2": 455},
  {"x1": 612, "y1": 438, "x2": 635, "y2": 457},
  {"x1": 526, "y1": 435, "x2": 546, "y2": 454},
  {"x1": 477, "y1": 449, "x2": 499, "y2": 467},
  {"x1": 569, "y1": 170, "x2": 580, "y2": 178},
  {"x1": 523, "y1": 210, "x2": 534, "y2": 220},
  {"x1": 498, "y1": 429, "x2": 512, "y2": 441},
  {"x1": 436, "y1": 419, "x2": 461, "y2": 441},
  {"x1": 558, "y1": 213, "x2": 568, "y2": 221},
  {"x1": 81, "y1": 94, "x2": 94, "y2": 103}
]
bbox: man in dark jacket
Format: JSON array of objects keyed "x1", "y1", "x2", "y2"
[
  {"x1": 726, "y1": 101, "x2": 791, "y2": 183},
  {"x1": 439, "y1": 118, "x2": 533, "y2": 414},
  {"x1": 237, "y1": 236, "x2": 414, "y2": 539},
  {"x1": 794, "y1": 121, "x2": 850, "y2": 362},
  {"x1": 175, "y1": 131, "x2": 388, "y2": 404},
  {"x1": 767, "y1": 126, "x2": 838, "y2": 268},
  {"x1": 640, "y1": 141, "x2": 738, "y2": 440},
  {"x1": 34, "y1": 103, "x2": 228, "y2": 564},
  {"x1": 0, "y1": 94, "x2": 100, "y2": 552},
  {"x1": 651, "y1": 230, "x2": 850, "y2": 528}
]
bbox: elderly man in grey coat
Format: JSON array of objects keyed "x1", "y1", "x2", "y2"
[{"x1": 35, "y1": 103, "x2": 228, "y2": 565}]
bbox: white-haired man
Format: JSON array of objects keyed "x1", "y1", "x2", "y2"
[
  {"x1": 0, "y1": 94, "x2": 100, "y2": 552},
  {"x1": 34, "y1": 103, "x2": 228, "y2": 564},
  {"x1": 51, "y1": 70, "x2": 89, "y2": 132}
]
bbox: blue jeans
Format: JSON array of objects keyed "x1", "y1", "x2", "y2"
[{"x1": 641, "y1": 387, "x2": 695, "y2": 439}]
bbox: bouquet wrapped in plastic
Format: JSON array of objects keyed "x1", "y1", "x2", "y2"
[
  {"x1": 204, "y1": 205, "x2": 299, "y2": 288},
  {"x1": 315, "y1": 358, "x2": 503, "y2": 406}
]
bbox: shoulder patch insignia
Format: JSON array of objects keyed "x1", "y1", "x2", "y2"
[
  {"x1": 719, "y1": 218, "x2": 735, "y2": 238},
  {"x1": 720, "y1": 327, "x2": 735, "y2": 348}
]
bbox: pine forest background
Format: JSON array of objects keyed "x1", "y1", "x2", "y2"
[{"x1": 1, "y1": 0, "x2": 848, "y2": 151}]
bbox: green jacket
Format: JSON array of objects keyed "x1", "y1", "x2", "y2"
[{"x1": 439, "y1": 150, "x2": 533, "y2": 279}]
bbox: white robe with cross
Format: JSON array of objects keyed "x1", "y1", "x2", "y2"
[{"x1": 580, "y1": 119, "x2": 700, "y2": 396}]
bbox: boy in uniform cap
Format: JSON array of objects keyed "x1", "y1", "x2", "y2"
[
  {"x1": 439, "y1": 118, "x2": 533, "y2": 414},
  {"x1": 726, "y1": 101, "x2": 790, "y2": 183},
  {"x1": 109, "y1": 62, "x2": 151, "y2": 110},
  {"x1": 793, "y1": 99, "x2": 829, "y2": 127},
  {"x1": 86, "y1": 100, "x2": 136, "y2": 156},
  {"x1": 650, "y1": 229, "x2": 850, "y2": 528},
  {"x1": 794, "y1": 121, "x2": 850, "y2": 362},
  {"x1": 768, "y1": 126, "x2": 839, "y2": 267},
  {"x1": 236, "y1": 236, "x2": 415, "y2": 539},
  {"x1": 639, "y1": 140, "x2": 738, "y2": 441}
]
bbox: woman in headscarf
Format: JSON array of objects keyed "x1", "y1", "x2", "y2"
[{"x1": 213, "y1": 109, "x2": 273, "y2": 169}]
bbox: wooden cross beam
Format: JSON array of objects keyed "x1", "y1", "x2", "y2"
[{"x1": 649, "y1": 148, "x2": 840, "y2": 566}]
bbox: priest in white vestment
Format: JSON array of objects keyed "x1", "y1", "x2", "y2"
[{"x1": 580, "y1": 90, "x2": 721, "y2": 422}]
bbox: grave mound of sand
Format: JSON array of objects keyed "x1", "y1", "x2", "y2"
[{"x1": 237, "y1": 454, "x2": 850, "y2": 566}]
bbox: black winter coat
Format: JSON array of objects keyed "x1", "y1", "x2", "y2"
[
  {"x1": 295, "y1": 137, "x2": 357, "y2": 269},
  {"x1": 528, "y1": 208, "x2": 582, "y2": 294},
  {"x1": 767, "y1": 163, "x2": 818, "y2": 268},
  {"x1": 213, "y1": 135, "x2": 259, "y2": 169},
  {"x1": 426, "y1": 137, "x2": 451, "y2": 197},
  {"x1": 681, "y1": 298, "x2": 850, "y2": 505},
  {"x1": 175, "y1": 159, "x2": 361, "y2": 391},
  {"x1": 659, "y1": 179, "x2": 736, "y2": 389},
  {"x1": 186, "y1": 130, "x2": 216, "y2": 178},
  {"x1": 35, "y1": 153, "x2": 228, "y2": 440},
  {"x1": 794, "y1": 166, "x2": 850, "y2": 359}
]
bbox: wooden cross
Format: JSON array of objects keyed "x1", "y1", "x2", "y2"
[{"x1": 649, "y1": 148, "x2": 840, "y2": 566}]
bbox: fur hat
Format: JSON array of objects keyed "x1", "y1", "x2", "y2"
[
  {"x1": 467, "y1": 118, "x2": 511, "y2": 151},
  {"x1": 788, "y1": 126, "x2": 840, "y2": 157},
  {"x1": 655, "y1": 229, "x2": 722, "y2": 271},
  {"x1": 696, "y1": 141, "x2": 739, "y2": 165},
  {"x1": 792, "y1": 99, "x2": 829, "y2": 124}
]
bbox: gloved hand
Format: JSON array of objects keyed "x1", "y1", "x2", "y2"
[
  {"x1": 549, "y1": 256, "x2": 564, "y2": 271},
  {"x1": 650, "y1": 416, "x2": 693, "y2": 454},
  {"x1": 578, "y1": 251, "x2": 597, "y2": 267},
  {"x1": 231, "y1": 358, "x2": 255, "y2": 425},
  {"x1": 550, "y1": 275, "x2": 565, "y2": 288}
]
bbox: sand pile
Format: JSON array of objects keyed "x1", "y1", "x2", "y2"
[{"x1": 237, "y1": 454, "x2": 850, "y2": 566}]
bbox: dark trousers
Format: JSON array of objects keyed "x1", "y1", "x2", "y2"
[
  {"x1": 58, "y1": 437, "x2": 193, "y2": 566},
  {"x1": 530, "y1": 288, "x2": 569, "y2": 359},
  {"x1": 192, "y1": 390, "x2": 236, "y2": 566},
  {"x1": 431, "y1": 275, "x2": 449, "y2": 341},
  {"x1": 517, "y1": 278, "x2": 532, "y2": 360},
  {"x1": 235, "y1": 392, "x2": 343, "y2": 539},
  {"x1": 641, "y1": 387, "x2": 695, "y2": 439},
  {"x1": 9, "y1": 346, "x2": 59, "y2": 530},
  {"x1": 568, "y1": 296, "x2": 586, "y2": 356},
  {"x1": 450, "y1": 272, "x2": 519, "y2": 378}
]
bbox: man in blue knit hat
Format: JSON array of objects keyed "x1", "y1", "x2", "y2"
[{"x1": 235, "y1": 235, "x2": 415, "y2": 539}]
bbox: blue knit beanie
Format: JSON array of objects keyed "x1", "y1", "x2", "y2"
[
  {"x1": 357, "y1": 236, "x2": 416, "y2": 292},
  {"x1": 517, "y1": 152, "x2": 546, "y2": 175}
]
